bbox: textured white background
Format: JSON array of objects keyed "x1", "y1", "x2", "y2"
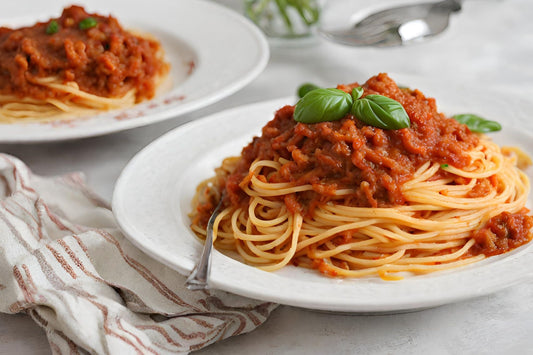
[{"x1": 1, "y1": 0, "x2": 533, "y2": 354}]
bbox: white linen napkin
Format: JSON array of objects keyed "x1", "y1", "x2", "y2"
[{"x1": 0, "y1": 154, "x2": 277, "y2": 354}]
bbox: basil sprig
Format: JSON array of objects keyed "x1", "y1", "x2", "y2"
[
  {"x1": 294, "y1": 88, "x2": 353, "y2": 123},
  {"x1": 351, "y1": 87, "x2": 410, "y2": 130},
  {"x1": 452, "y1": 113, "x2": 501, "y2": 133},
  {"x1": 46, "y1": 20, "x2": 59, "y2": 35},
  {"x1": 79, "y1": 17, "x2": 98, "y2": 30},
  {"x1": 294, "y1": 84, "x2": 410, "y2": 130},
  {"x1": 297, "y1": 83, "x2": 320, "y2": 98}
]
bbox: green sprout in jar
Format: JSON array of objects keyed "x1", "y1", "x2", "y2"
[{"x1": 245, "y1": 0, "x2": 321, "y2": 38}]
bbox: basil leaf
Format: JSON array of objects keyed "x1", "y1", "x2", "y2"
[
  {"x1": 297, "y1": 83, "x2": 320, "y2": 98},
  {"x1": 452, "y1": 114, "x2": 501, "y2": 133},
  {"x1": 351, "y1": 86, "x2": 364, "y2": 100},
  {"x1": 46, "y1": 20, "x2": 59, "y2": 35},
  {"x1": 79, "y1": 17, "x2": 98, "y2": 30},
  {"x1": 351, "y1": 94, "x2": 410, "y2": 130},
  {"x1": 294, "y1": 88, "x2": 353, "y2": 123}
]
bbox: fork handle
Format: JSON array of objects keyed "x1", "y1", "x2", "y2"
[
  {"x1": 185, "y1": 197, "x2": 223, "y2": 290},
  {"x1": 185, "y1": 242, "x2": 212, "y2": 290}
]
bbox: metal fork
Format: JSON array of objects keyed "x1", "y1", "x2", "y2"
[
  {"x1": 319, "y1": 0, "x2": 462, "y2": 47},
  {"x1": 185, "y1": 196, "x2": 225, "y2": 290}
]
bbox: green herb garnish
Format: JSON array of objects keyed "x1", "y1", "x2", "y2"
[
  {"x1": 350, "y1": 87, "x2": 410, "y2": 130},
  {"x1": 46, "y1": 20, "x2": 59, "y2": 35},
  {"x1": 79, "y1": 17, "x2": 98, "y2": 30},
  {"x1": 441, "y1": 164, "x2": 449, "y2": 168},
  {"x1": 294, "y1": 88, "x2": 353, "y2": 123},
  {"x1": 297, "y1": 83, "x2": 320, "y2": 98},
  {"x1": 294, "y1": 84, "x2": 410, "y2": 130},
  {"x1": 452, "y1": 113, "x2": 501, "y2": 133}
]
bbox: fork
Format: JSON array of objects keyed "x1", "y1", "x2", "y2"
[
  {"x1": 185, "y1": 195, "x2": 225, "y2": 290},
  {"x1": 319, "y1": 0, "x2": 462, "y2": 47}
]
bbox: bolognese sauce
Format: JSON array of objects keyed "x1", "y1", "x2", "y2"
[
  {"x1": 226, "y1": 73, "x2": 479, "y2": 211},
  {"x1": 0, "y1": 5, "x2": 168, "y2": 102}
]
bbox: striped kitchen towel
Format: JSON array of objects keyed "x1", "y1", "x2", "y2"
[{"x1": 0, "y1": 154, "x2": 277, "y2": 354}]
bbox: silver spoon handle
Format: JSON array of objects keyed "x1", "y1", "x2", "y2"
[{"x1": 185, "y1": 196, "x2": 224, "y2": 290}]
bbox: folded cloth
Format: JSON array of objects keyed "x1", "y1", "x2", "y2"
[{"x1": 0, "y1": 154, "x2": 277, "y2": 354}]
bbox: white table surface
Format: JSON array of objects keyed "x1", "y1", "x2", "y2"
[{"x1": 1, "y1": 0, "x2": 533, "y2": 354}]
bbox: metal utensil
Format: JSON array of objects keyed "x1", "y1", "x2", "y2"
[
  {"x1": 185, "y1": 196, "x2": 224, "y2": 290},
  {"x1": 319, "y1": 0, "x2": 462, "y2": 47}
]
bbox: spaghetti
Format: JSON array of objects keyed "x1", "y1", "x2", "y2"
[
  {"x1": 190, "y1": 73, "x2": 533, "y2": 279},
  {"x1": 0, "y1": 6, "x2": 169, "y2": 123}
]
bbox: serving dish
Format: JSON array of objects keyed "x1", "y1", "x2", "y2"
[
  {"x1": 113, "y1": 76, "x2": 533, "y2": 312},
  {"x1": 0, "y1": 0, "x2": 269, "y2": 142}
]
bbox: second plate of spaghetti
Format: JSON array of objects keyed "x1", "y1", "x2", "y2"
[
  {"x1": 113, "y1": 74, "x2": 533, "y2": 313},
  {"x1": 0, "y1": 0, "x2": 268, "y2": 142}
]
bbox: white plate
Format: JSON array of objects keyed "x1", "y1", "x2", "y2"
[
  {"x1": 0, "y1": 0, "x2": 268, "y2": 142},
  {"x1": 113, "y1": 78, "x2": 533, "y2": 313}
]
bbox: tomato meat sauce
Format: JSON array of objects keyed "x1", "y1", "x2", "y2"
[
  {"x1": 0, "y1": 5, "x2": 168, "y2": 101},
  {"x1": 471, "y1": 209, "x2": 533, "y2": 256},
  {"x1": 227, "y1": 73, "x2": 478, "y2": 210}
]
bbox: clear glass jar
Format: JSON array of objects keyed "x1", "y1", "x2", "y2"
[{"x1": 245, "y1": 0, "x2": 321, "y2": 39}]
